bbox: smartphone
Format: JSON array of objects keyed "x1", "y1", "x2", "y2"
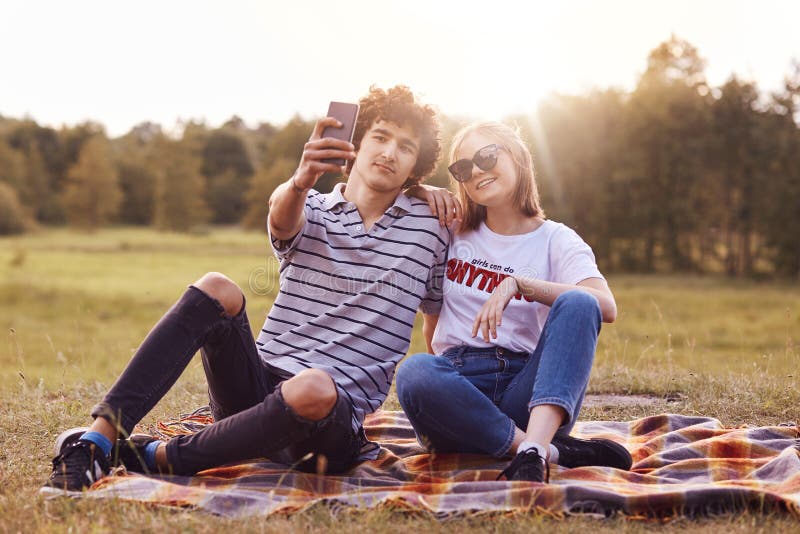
[{"x1": 322, "y1": 101, "x2": 359, "y2": 165}]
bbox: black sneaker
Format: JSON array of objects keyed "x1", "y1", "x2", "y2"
[
  {"x1": 40, "y1": 439, "x2": 111, "y2": 496},
  {"x1": 50, "y1": 426, "x2": 158, "y2": 473},
  {"x1": 113, "y1": 435, "x2": 159, "y2": 474},
  {"x1": 51, "y1": 426, "x2": 90, "y2": 456},
  {"x1": 551, "y1": 435, "x2": 632, "y2": 470},
  {"x1": 497, "y1": 448, "x2": 549, "y2": 483}
]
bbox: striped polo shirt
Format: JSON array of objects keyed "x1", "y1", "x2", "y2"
[{"x1": 256, "y1": 183, "x2": 449, "y2": 432}]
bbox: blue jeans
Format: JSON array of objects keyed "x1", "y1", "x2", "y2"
[{"x1": 396, "y1": 290, "x2": 601, "y2": 458}]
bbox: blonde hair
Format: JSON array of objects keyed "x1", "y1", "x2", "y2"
[{"x1": 449, "y1": 121, "x2": 545, "y2": 231}]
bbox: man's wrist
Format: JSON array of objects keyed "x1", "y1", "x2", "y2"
[{"x1": 291, "y1": 175, "x2": 310, "y2": 194}]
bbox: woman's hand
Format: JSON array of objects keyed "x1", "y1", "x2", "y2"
[
  {"x1": 471, "y1": 276, "x2": 519, "y2": 342},
  {"x1": 405, "y1": 184, "x2": 462, "y2": 227}
]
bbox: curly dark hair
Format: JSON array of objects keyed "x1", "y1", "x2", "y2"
[{"x1": 345, "y1": 85, "x2": 441, "y2": 188}]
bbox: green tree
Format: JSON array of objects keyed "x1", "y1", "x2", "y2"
[
  {"x1": 619, "y1": 36, "x2": 712, "y2": 271},
  {"x1": 0, "y1": 182, "x2": 30, "y2": 235},
  {"x1": 180, "y1": 120, "x2": 211, "y2": 153},
  {"x1": 113, "y1": 122, "x2": 163, "y2": 225},
  {"x1": 762, "y1": 61, "x2": 800, "y2": 277},
  {"x1": 0, "y1": 141, "x2": 27, "y2": 192},
  {"x1": 153, "y1": 139, "x2": 210, "y2": 231},
  {"x1": 262, "y1": 116, "x2": 313, "y2": 164},
  {"x1": 61, "y1": 135, "x2": 122, "y2": 230},
  {"x1": 709, "y1": 77, "x2": 769, "y2": 276},
  {"x1": 242, "y1": 158, "x2": 296, "y2": 229},
  {"x1": 24, "y1": 143, "x2": 53, "y2": 220},
  {"x1": 61, "y1": 122, "x2": 104, "y2": 167},
  {"x1": 202, "y1": 129, "x2": 255, "y2": 223},
  {"x1": 117, "y1": 160, "x2": 156, "y2": 225},
  {"x1": 6, "y1": 121, "x2": 67, "y2": 223},
  {"x1": 250, "y1": 122, "x2": 278, "y2": 167}
]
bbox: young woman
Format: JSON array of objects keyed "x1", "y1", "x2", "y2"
[{"x1": 397, "y1": 121, "x2": 632, "y2": 483}]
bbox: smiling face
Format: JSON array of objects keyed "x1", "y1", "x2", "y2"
[
  {"x1": 449, "y1": 121, "x2": 545, "y2": 231},
  {"x1": 453, "y1": 131, "x2": 518, "y2": 209},
  {"x1": 349, "y1": 120, "x2": 421, "y2": 194}
]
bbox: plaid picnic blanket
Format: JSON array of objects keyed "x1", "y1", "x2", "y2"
[{"x1": 85, "y1": 409, "x2": 800, "y2": 519}]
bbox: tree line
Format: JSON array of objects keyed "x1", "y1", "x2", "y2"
[{"x1": 1, "y1": 36, "x2": 799, "y2": 278}]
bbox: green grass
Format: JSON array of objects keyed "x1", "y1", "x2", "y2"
[{"x1": 1, "y1": 227, "x2": 799, "y2": 532}]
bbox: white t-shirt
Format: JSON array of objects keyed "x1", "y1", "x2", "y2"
[{"x1": 431, "y1": 220, "x2": 604, "y2": 355}]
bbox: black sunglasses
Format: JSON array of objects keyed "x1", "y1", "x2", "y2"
[{"x1": 448, "y1": 144, "x2": 504, "y2": 183}]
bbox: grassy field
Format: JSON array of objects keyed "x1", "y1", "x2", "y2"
[{"x1": 0, "y1": 227, "x2": 798, "y2": 532}]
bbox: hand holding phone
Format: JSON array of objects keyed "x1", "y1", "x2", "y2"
[
  {"x1": 292, "y1": 103, "x2": 359, "y2": 191},
  {"x1": 321, "y1": 102, "x2": 359, "y2": 165}
]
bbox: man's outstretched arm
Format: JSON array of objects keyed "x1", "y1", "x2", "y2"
[{"x1": 268, "y1": 117, "x2": 355, "y2": 240}]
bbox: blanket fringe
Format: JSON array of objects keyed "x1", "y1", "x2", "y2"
[{"x1": 154, "y1": 405, "x2": 213, "y2": 440}]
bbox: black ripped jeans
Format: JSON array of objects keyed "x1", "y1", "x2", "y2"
[{"x1": 91, "y1": 286, "x2": 361, "y2": 475}]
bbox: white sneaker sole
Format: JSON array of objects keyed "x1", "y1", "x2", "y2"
[{"x1": 38, "y1": 485, "x2": 85, "y2": 498}]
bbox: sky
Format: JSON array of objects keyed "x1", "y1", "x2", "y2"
[{"x1": 1, "y1": 0, "x2": 799, "y2": 137}]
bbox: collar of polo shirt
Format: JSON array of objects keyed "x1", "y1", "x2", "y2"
[{"x1": 322, "y1": 183, "x2": 413, "y2": 215}]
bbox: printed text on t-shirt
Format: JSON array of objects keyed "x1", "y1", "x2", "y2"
[{"x1": 445, "y1": 258, "x2": 535, "y2": 301}]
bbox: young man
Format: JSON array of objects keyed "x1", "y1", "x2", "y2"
[{"x1": 42, "y1": 85, "x2": 449, "y2": 494}]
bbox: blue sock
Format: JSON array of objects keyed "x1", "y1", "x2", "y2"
[
  {"x1": 144, "y1": 440, "x2": 161, "y2": 471},
  {"x1": 80, "y1": 431, "x2": 113, "y2": 456}
]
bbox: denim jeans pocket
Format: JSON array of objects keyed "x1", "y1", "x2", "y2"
[
  {"x1": 504, "y1": 356, "x2": 528, "y2": 376},
  {"x1": 444, "y1": 351, "x2": 503, "y2": 376}
]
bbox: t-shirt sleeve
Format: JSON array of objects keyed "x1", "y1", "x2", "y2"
[
  {"x1": 419, "y1": 227, "x2": 450, "y2": 315},
  {"x1": 549, "y1": 225, "x2": 604, "y2": 285},
  {"x1": 267, "y1": 191, "x2": 316, "y2": 261}
]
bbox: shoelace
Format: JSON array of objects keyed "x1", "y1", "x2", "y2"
[
  {"x1": 51, "y1": 442, "x2": 86, "y2": 469},
  {"x1": 52, "y1": 441, "x2": 107, "y2": 484}
]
